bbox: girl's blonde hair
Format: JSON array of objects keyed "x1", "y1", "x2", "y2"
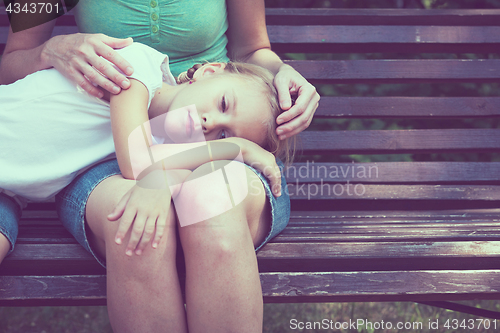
[{"x1": 177, "y1": 62, "x2": 297, "y2": 167}]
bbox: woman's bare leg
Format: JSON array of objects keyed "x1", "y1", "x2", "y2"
[
  {"x1": 0, "y1": 233, "x2": 10, "y2": 264},
  {"x1": 85, "y1": 175, "x2": 188, "y2": 333},
  {"x1": 176, "y1": 162, "x2": 271, "y2": 333}
]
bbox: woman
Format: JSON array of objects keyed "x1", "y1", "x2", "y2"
[{"x1": 0, "y1": 1, "x2": 319, "y2": 332}]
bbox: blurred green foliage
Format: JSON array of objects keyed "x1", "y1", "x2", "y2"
[{"x1": 266, "y1": 0, "x2": 500, "y2": 163}]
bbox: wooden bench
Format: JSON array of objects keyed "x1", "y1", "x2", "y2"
[{"x1": 2, "y1": 4, "x2": 500, "y2": 317}]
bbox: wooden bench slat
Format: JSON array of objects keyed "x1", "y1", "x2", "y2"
[
  {"x1": 257, "y1": 241, "x2": 500, "y2": 272},
  {"x1": 287, "y1": 184, "x2": 500, "y2": 200},
  {"x1": 285, "y1": 162, "x2": 500, "y2": 184},
  {"x1": 269, "y1": 26, "x2": 500, "y2": 53},
  {"x1": 299, "y1": 129, "x2": 500, "y2": 154},
  {"x1": 261, "y1": 270, "x2": 500, "y2": 303},
  {"x1": 316, "y1": 97, "x2": 500, "y2": 118},
  {"x1": 265, "y1": 8, "x2": 500, "y2": 26},
  {"x1": 3, "y1": 269, "x2": 499, "y2": 306},
  {"x1": 287, "y1": 60, "x2": 500, "y2": 83},
  {"x1": 0, "y1": 275, "x2": 107, "y2": 306}
]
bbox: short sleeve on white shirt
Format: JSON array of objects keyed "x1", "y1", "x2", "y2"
[{"x1": 112, "y1": 43, "x2": 177, "y2": 107}]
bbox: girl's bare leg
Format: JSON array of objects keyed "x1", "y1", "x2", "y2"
[
  {"x1": 176, "y1": 162, "x2": 271, "y2": 333},
  {"x1": 0, "y1": 233, "x2": 10, "y2": 264},
  {"x1": 85, "y1": 175, "x2": 188, "y2": 333}
]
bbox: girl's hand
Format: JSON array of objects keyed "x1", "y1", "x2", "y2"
[
  {"x1": 274, "y1": 64, "x2": 320, "y2": 140},
  {"x1": 226, "y1": 137, "x2": 282, "y2": 197},
  {"x1": 42, "y1": 33, "x2": 134, "y2": 98},
  {"x1": 107, "y1": 184, "x2": 172, "y2": 256}
]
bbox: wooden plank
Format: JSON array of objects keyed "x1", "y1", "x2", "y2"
[
  {"x1": 256, "y1": 241, "x2": 500, "y2": 272},
  {"x1": 315, "y1": 97, "x2": 500, "y2": 118},
  {"x1": 3, "y1": 270, "x2": 499, "y2": 306},
  {"x1": 269, "y1": 26, "x2": 500, "y2": 53},
  {"x1": 265, "y1": 8, "x2": 500, "y2": 26},
  {"x1": 260, "y1": 270, "x2": 500, "y2": 303},
  {"x1": 299, "y1": 129, "x2": 500, "y2": 154},
  {"x1": 284, "y1": 162, "x2": 500, "y2": 184},
  {"x1": 287, "y1": 184, "x2": 500, "y2": 200},
  {"x1": 286, "y1": 60, "x2": 500, "y2": 83},
  {"x1": 0, "y1": 275, "x2": 106, "y2": 306}
]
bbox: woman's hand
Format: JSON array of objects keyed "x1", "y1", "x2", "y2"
[
  {"x1": 226, "y1": 137, "x2": 282, "y2": 197},
  {"x1": 107, "y1": 184, "x2": 172, "y2": 256},
  {"x1": 42, "y1": 33, "x2": 134, "y2": 98},
  {"x1": 274, "y1": 64, "x2": 320, "y2": 140}
]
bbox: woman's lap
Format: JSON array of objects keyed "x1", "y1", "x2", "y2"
[{"x1": 55, "y1": 158, "x2": 290, "y2": 268}]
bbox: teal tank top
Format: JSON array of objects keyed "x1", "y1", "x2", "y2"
[{"x1": 74, "y1": 0, "x2": 230, "y2": 77}]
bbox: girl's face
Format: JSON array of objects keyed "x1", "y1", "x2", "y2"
[{"x1": 163, "y1": 69, "x2": 272, "y2": 146}]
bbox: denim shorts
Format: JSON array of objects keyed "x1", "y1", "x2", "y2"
[
  {"x1": 0, "y1": 193, "x2": 22, "y2": 255},
  {"x1": 55, "y1": 158, "x2": 290, "y2": 268}
]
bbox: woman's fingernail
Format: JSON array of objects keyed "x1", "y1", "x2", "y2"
[
  {"x1": 135, "y1": 250, "x2": 142, "y2": 256},
  {"x1": 112, "y1": 86, "x2": 120, "y2": 94},
  {"x1": 152, "y1": 243, "x2": 158, "y2": 249},
  {"x1": 277, "y1": 129, "x2": 283, "y2": 135},
  {"x1": 279, "y1": 135, "x2": 286, "y2": 140},
  {"x1": 122, "y1": 80, "x2": 130, "y2": 88},
  {"x1": 115, "y1": 238, "x2": 122, "y2": 245},
  {"x1": 126, "y1": 249, "x2": 133, "y2": 256},
  {"x1": 126, "y1": 67, "x2": 133, "y2": 75}
]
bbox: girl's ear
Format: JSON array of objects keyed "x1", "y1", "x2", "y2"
[{"x1": 193, "y1": 63, "x2": 226, "y2": 80}]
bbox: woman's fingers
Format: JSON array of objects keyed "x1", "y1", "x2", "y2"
[
  {"x1": 98, "y1": 35, "x2": 134, "y2": 75},
  {"x1": 274, "y1": 65, "x2": 320, "y2": 139},
  {"x1": 46, "y1": 33, "x2": 134, "y2": 97}
]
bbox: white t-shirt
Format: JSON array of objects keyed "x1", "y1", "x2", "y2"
[{"x1": 0, "y1": 43, "x2": 176, "y2": 204}]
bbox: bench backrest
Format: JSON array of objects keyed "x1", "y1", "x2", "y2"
[{"x1": 2, "y1": 6, "x2": 500, "y2": 210}]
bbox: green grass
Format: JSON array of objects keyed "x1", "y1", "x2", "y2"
[{"x1": 1, "y1": 300, "x2": 499, "y2": 332}]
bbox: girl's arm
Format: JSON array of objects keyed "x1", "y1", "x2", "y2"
[
  {"x1": 225, "y1": 0, "x2": 320, "y2": 140},
  {"x1": 112, "y1": 81, "x2": 282, "y2": 195}
]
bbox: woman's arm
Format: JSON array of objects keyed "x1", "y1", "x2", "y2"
[
  {"x1": 0, "y1": 21, "x2": 133, "y2": 97},
  {"x1": 226, "y1": 0, "x2": 320, "y2": 140}
]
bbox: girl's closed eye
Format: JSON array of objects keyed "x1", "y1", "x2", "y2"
[{"x1": 221, "y1": 95, "x2": 227, "y2": 112}]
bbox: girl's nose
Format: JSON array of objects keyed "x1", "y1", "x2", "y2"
[{"x1": 201, "y1": 111, "x2": 219, "y2": 133}]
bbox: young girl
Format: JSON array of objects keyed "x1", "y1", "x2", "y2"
[{"x1": 0, "y1": 42, "x2": 294, "y2": 264}]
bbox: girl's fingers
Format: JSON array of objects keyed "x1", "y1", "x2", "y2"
[
  {"x1": 108, "y1": 189, "x2": 131, "y2": 221},
  {"x1": 135, "y1": 216, "x2": 157, "y2": 255},
  {"x1": 261, "y1": 161, "x2": 282, "y2": 197},
  {"x1": 152, "y1": 212, "x2": 168, "y2": 249},
  {"x1": 114, "y1": 206, "x2": 136, "y2": 246},
  {"x1": 126, "y1": 213, "x2": 147, "y2": 256}
]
